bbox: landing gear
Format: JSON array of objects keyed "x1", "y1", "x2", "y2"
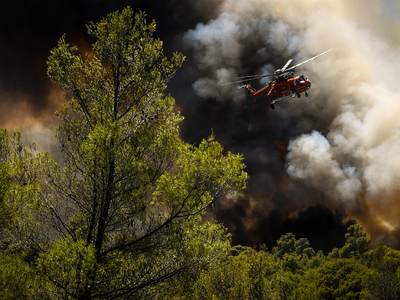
[
  {"x1": 270, "y1": 104, "x2": 275, "y2": 110},
  {"x1": 305, "y1": 92, "x2": 309, "y2": 97},
  {"x1": 297, "y1": 93, "x2": 301, "y2": 98}
]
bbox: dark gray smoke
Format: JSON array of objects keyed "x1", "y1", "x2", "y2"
[{"x1": 181, "y1": 0, "x2": 400, "y2": 248}]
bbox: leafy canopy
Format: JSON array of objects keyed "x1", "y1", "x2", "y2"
[{"x1": 35, "y1": 6, "x2": 249, "y2": 299}]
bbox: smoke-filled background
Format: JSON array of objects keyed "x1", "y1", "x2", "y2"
[{"x1": 2, "y1": 0, "x2": 400, "y2": 252}]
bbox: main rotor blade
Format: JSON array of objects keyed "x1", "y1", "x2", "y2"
[
  {"x1": 236, "y1": 73, "x2": 274, "y2": 80},
  {"x1": 221, "y1": 73, "x2": 274, "y2": 86},
  {"x1": 285, "y1": 49, "x2": 332, "y2": 72},
  {"x1": 281, "y1": 59, "x2": 293, "y2": 72}
]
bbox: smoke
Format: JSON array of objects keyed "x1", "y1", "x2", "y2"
[
  {"x1": 0, "y1": 0, "x2": 187, "y2": 151},
  {"x1": 287, "y1": 131, "x2": 363, "y2": 203},
  {"x1": 2, "y1": 0, "x2": 400, "y2": 250},
  {"x1": 182, "y1": 0, "x2": 400, "y2": 248}
]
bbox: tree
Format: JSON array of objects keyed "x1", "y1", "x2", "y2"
[
  {"x1": 0, "y1": 253, "x2": 35, "y2": 299},
  {"x1": 0, "y1": 130, "x2": 46, "y2": 299},
  {"x1": 0, "y1": 129, "x2": 13, "y2": 231},
  {"x1": 0, "y1": 130, "x2": 44, "y2": 245},
  {"x1": 34, "y1": 7, "x2": 247, "y2": 299},
  {"x1": 315, "y1": 258, "x2": 368, "y2": 300},
  {"x1": 273, "y1": 233, "x2": 316, "y2": 260},
  {"x1": 273, "y1": 233, "x2": 296, "y2": 258},
  {"x1": 339, "y1": 224, "x2": 371, "y2": 258},
  {"x1": 362, "y1": 243, "x2": 400, "y2": 299},
  {"x1": 193, "y1": 247, "x2": 281, "y2": 300}
]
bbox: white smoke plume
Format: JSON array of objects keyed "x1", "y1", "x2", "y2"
[{"x1": 184, "y1": 0, "x2": 400, "y2": 245}]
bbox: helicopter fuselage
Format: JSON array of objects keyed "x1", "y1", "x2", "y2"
[{"x1": 245, "y1": 75, "x2": 311, "y2": 107}]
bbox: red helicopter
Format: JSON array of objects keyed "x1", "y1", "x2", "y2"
[{"x1": 224, "y1": 49, "x2": 332, "y2": 109}]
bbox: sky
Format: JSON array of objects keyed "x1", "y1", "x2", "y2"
[{"x1": 1, "y1": 0, "x2": 400, "y2": 252}]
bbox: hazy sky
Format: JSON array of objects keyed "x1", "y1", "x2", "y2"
[{"x1": 1, "y1": 0, "x2": 399, "y2": 251}]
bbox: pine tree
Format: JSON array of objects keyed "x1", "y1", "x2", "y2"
[{"x1": 34, "y1": 7, "x2": 248, "y2": 299}]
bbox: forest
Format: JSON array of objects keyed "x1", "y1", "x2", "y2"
[{"x1": 0, "y1": 7, "x2": 399, "y2": 300}]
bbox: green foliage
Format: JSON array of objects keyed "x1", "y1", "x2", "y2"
[
  {"x1": 361, "y1": 243, "x2": 400, "y2": 299},
  {"x1": 273, "y1": 233, "x2": 316, "y2": 262},
  {"x1": 273, "y1": 232, "x2": 296, "y2": 258},
  {"x1": 0, "y1": 130, "x2": 45, "y2": 299},
  {"x1": 0, "y1": 129, "x2": 12, "y2": 231},
  {"x1": 340, "y1": 224, "x2": 371, "y2": 258},
  {"x1": 0, "y1": 130, "x2": 45, "y2": 239},
  {"x1": 315, "y1": 258, "x2": 368, "y2": 300},
  {"x1": 37, "y1": 6, "x2": 247, "y2": 299},
  {"x1": 4, "y1": 5, "x2": 400, "y2": 300},
  {"x1": 192, "y1": 234, "x2": 321, "y2": 300},
  {"x1": 193, "y1": 248, "x2": 275, "y2": 300},
  {"x1": 188, "y1": 228, "x2": 393, "y2": 300},
  {"x1": 0, "y1": 252, "x2": 36, "y2": 299},
  {"x1": 38, "y1": 237, "x2": 98, "y2": 299}
]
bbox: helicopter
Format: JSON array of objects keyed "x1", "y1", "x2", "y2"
[{"x1": 224, "y1": 49, "x2": 332, "y2": 109}]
